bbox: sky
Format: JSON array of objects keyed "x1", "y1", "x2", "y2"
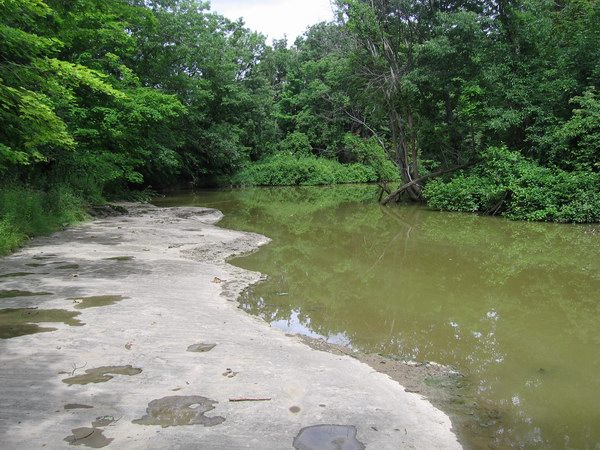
[{"x1": 209, "y1": 0, "x2": 336, "y2": 43}]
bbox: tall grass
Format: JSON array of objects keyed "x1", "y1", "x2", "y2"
[{"x1": 0, "y1": 186, "x2": 87, "y2": 255}]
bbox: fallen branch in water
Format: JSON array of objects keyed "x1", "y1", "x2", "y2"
[{"x1": 381, "y1": 162, "x2": 476, "y2": 205}]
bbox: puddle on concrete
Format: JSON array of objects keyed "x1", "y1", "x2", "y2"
[
  {"x1": 0, "y1": 290, "x2": 53, "y2": 299},
  {"x1": 62, "y1": 365, "x2": 142, "y2": 385},
  {"x1": 293, "y1": 425, "x2": 365, "y2": 450},
  {"x1": 0, "y1": 272, "x2": 36, "y2": 279},
  {"x1": 92, "y1": 416, "x2": 116, "y2": 428},
  {"x1": 57, "y1": 264, "x2": 80, "y2": 270},
  {"x1": 187, "y1": 343, "x2": 216, "y2": 353},
  {"x1": 64, "y1": 427, "x2": 113, "y2": 448},
  {"x1": 34, "y1": 254, "x2": 57, "y2": 260},
  {"x1": 64, "y1": 404, "x2": 94, "y2": 410},
  {"x1": 104, "y1": 256, "x2": 134, "y2": 261},
  {"x1": 0, "y1": 308, "x2": 83, "y2": 339},
  {"x1": 289, "y1": 406, "x2": 301, "y2": 413},
  {"x1": 132, "y1": 396, "x2": 225, "y2": 428},
  {"x1": 70, "y1": 295, "x2": 128, "y2": 310}
]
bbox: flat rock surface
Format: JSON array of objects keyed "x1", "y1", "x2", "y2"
[{"x1": 0, "y1": 204, "x2": 460, "y2": 449}]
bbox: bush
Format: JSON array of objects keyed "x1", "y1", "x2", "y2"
[
  {"x1": 342, "y1": 134, "x2": 401, "y2": 182},
  {"x1": 230, "y1": 153, "x2": 385, "y2": 187},
  {"x1": 424, "y1": 146, "x2": 600, "y2": 223}
]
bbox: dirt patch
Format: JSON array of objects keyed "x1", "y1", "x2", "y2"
[{"x1": 132, "y1": 396, "x2": 225, "y2": 428}]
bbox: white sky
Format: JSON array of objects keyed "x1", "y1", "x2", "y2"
[{"x1": 209, "y1": 0, "x2": 335, "y2": 43}]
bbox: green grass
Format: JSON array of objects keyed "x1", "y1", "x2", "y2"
[{"x1": 0, "y1": 186, "x2": 88, "y2": 255}]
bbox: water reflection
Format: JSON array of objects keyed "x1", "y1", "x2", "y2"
[{"x1": 155, "y1": 186, "x2": 600, "y2": 449}]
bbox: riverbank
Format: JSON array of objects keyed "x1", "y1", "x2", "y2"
[{"x1": 0, "y1": 203, "x2": 459, "y2": 449}]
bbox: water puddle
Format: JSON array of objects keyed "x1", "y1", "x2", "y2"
[
  {"x1": 64, "y1": 428, "x2": 112, "y2": 448},
  {"x1": 187, "y1": 343, "x2": 216, "y2": 353},
  {"x1": 64, "y1": 404, "x2": 94, "y2": 410},
  {"x1": 104, "y1": 256, "x2": 134, "y2": 262},
  {"x1": 0, "y1": 290, "x2": 52, "y2": 299},
  {"x1": 91, "y1": 416, "x2": 116, "y2": 428},
  {"x1": 34, "y1": 254, "x2": 57, "y2": 260},
  {"x1": 132, "y1": 396, "x2": 225, "y2": 428},
  {"x1": 63, "y1": 416, "x2": 117, "y2": 447},
  {"x1": 0, "y1": 308, "x2": 83, "y2": 339},
  {"x1": 57, "y1": 264, "x2": 80, "y2": 270},
  {"x1": 0, "y1": 272, "x2": 36, "y2": 279},
  {"x1": 62, "y1": 366, "x2": 142, "y2": 385},
  {"x1": 293, "y1": 425, "x2": 365, "y2": 450},
  {"x1": 25, "y1": 263, "x2": 47, "y2": 267},
  {"x1": 70, "y1": 295, "x2": 128, "y2": 310}
]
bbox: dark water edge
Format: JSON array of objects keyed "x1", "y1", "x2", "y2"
[{"x1": 154, "y1": 185, "x2": 600, "y2": 450}]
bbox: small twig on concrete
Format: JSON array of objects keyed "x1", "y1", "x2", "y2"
[
  {"x1": 229, "y1": 398, "x2": 272, "y2": 402},
  {"x1": 71, "y1": 362, "x2": 87, "y2": 376}
]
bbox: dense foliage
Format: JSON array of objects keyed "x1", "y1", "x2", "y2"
[
  {"x1": 424, "y1": 147, "x2": 600, "y2": 223},
  {"x1": 0, "y1": 0, "x2": 598, "y2": 252}
]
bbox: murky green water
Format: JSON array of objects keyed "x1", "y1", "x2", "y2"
[{"x1": 154, "y1": 185, "x2": 600, "y2": 449}]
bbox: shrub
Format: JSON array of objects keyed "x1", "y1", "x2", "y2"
[
  {"x1": 230, "y1": 153, "x2": 385, "y2": 187},
  {"x1": 424, "y1": 146, "x2": 600, "y2": 223}
]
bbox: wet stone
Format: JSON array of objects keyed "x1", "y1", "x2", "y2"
[
  {"x1": 0, "y1": 308, "x2": 83, "y2": 339},
  {"x1": 186, "y1": 343, "x2": 216, "y2": 353},
  {"x1": 71, "y1": 295, "x2": 128, "y2": 310},
  {"x1": 293, "y1": 425, "x2": 365, "y2": 450},
  {"x1": 0, "y1": 290, "x2": 53, "y2": 299},
  {"x1": 132, "y1": 396, "x2": 225, "y2": 428},
  {"x1": 62, "y1": 365, "x2": 142, "y2": 385},
  {"x1": 64, "y1": 404, "x2": 94, "y2": 410},
  {"x1": 64, "y1": 427, "x2": 113, "y2": 448}
]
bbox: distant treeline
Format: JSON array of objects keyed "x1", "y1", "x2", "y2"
[{"x1": 1, "y1": 0, "x2": 599, "y2": 253}]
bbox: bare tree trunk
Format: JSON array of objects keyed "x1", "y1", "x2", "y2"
[{"x1": 389, "y1": 107, "x2": 421, "y2": 201}]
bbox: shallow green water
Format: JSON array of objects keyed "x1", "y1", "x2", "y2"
[{"x1": 155, "y1": 185, "x2": 600, "y2": 449}]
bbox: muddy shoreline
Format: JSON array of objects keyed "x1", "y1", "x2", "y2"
[{"x1": 0, "y1": 203, "x2": 461, "y2": 449}]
